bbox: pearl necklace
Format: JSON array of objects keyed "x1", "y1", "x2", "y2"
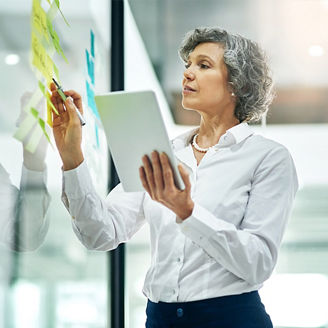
[{"x1": 192, "y1": 134, "x2": 211, "y2": 153}]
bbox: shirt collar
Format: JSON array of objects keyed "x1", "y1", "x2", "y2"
[{"x1": 172, "y1": 122, "x2": 254, "y2": 151}]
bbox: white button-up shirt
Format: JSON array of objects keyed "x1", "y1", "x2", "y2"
[{"x1": 62, "y1": 123, "x2": 298, "y2": 303}]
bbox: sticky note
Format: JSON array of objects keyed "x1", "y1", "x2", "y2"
[
  {"x1": 85, "y1": 50, "x2": 95, "y2": 85},
  {"x1": 86, "y1": 80, "x2": 100, "y2": 119},
  {"x1": 53, "y1": 0, "x2": 70, "y2": 26},
  {"x1": 46, "y1": 18, "x2": 68, "y2": 63},
  {"x1": 46, "y1": 0, "x2": 59, "y2": 21},
  {"x1": 30, "y1": 107, "x2": 39, "y2": 118},
  {"x1": 38, "y1": 80, "x2": 58, "y2": 115},
  {"x1": 95, "y1": 123, "x2": 99, "y2": 148},
  {"x1": 90, "y1": 30, "x2": 95, "y2": 58},
  {"x1": 38, "y1": 118, "x2": 51, "y2": 143},
  {"x1": 47, "y1": 92, "x2": 53, "y2": 127},
  {"x1": 32, "y1": 0, "x2": 49, "y2": 42},
  {"x1": 53, "y1": 62, "x2": 60, "y2": 82},
  {"x1": 31, "y1": 33, "x2": 54, "y2": 83}
]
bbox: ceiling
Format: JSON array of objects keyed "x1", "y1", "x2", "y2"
[{"x1": 1, "y1": 0, "x2": 328, "y2": 132}]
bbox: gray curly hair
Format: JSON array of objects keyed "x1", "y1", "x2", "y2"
[{"x1": 179, "y1": 27, "x2": 275, "y2": 122}]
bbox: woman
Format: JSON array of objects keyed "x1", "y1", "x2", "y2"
[{"x1": 50, "y1": 27, "x2": 298, "y2": 328}]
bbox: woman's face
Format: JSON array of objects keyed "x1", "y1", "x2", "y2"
[{"x1": 181, "y1": 42, "x2": 234, "y2": 116}]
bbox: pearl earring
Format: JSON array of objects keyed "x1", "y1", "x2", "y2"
[{"x1": 231, "y1": 92, "x2": 235, "y2": 97}]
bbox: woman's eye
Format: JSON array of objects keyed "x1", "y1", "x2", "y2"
[
  {"x1": 184, "y1": 63, "x2": 190, "y2": 69},
  {"x1": 200, "y1": 63, "x2": 209, "y2": 69}
]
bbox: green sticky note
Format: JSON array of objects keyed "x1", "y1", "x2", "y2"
[
  {"x1": 30, "y1": 107, "x2": 39, "y2": 118},
  {"x1": 53, "y1": 0, "x2": 70, "y2": 26},
  {"x1": 38, "y1": 118, "x2": 51, "y2": 143},
  {"x1": 38, "y1": 80, "x2": 46, "y2": 95},
  {"x1": 46, "y1": 0, "x2": 58, "y2": 21},
  {"x1": 38, "y1": 80, "x2": 59, "y2": 115},
  {"x1": 46, "y1": 17, "x2": 68, "y2": 63}
]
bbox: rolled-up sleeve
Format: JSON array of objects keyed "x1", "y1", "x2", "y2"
[
  {"x1": 180, "y1": 146, "x2": 298, "y2": 285},
  {"x1": 62, "y1": 161, "x2": 146, "y2": 251}
]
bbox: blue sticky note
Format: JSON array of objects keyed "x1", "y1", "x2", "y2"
[
  {"x1": 90, "y1": 30, "x2": 95, "y2": 58},
  {"x1": 85, "y1": 49, "x2": 95, "y2": 85},
  {"x1": 86, "y1": 80, "x2": 100, "y2": 119},
  {"x1": 95, "y1": 123, "x2": 100, "y2": 148}
]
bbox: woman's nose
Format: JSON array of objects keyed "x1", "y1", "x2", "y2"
[{"x1": 184, "y1": 68, "x2": 195, "y2": 80}]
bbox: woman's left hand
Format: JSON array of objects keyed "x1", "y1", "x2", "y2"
[{"x1": 139, "y1": 151, "x2": 194, "y2": 220}]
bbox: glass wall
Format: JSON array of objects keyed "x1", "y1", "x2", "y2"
[{"x1": 0, "y1": 1, "x2": 110, "y2": 327}]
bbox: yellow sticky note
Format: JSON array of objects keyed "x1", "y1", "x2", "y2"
[
  {"x1": 47, "y1": 92, "x2": 53, "y2": 127},
  {"x1": 32, "y1": 0, "x2": 49, "y2": 42},
  {"x1": 31, "y1": 33, "x2": 54, "y2": 83},
  {"x1": 53, "y1": 62, "x2": 60, "y2": 82}
]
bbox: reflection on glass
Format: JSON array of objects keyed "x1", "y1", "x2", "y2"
[
  {"x1": 0, "y1": 93, "x2": 50, "y2": 253},
  {"x1": 0, "y1": 1, "x2": 110, "y2": 326}
]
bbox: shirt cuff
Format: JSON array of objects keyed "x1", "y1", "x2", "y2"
[
  {"x1": 63, "y1": 160, "x2": 95, "y2": 199},
  {"x1": 20, "y1": 164, "x2": 47, "y2": 188},
  {"x1": 179, "y1": 202, "x2": 236, "y2": 243}
]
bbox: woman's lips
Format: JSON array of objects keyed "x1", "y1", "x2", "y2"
[{"x1": 183, "y1": 85, "x2": 196, "y2": 95}]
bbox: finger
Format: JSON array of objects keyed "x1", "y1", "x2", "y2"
[
  {"x1": 160, "y1": 152, "x2": 175, "y2": 190},
  {"x1": 50, "y1": 83, "x2": 63, "y2": 103},
  {"x1": 50, "y1": 92, "x2": 65, "y2": 115},
  {"x1": 50, "y1": 82, "x2": 57, "y2": 92},
  {"x1": 178, "y1": 164, "x2": 191, "y2": 193},
  {"x1": 151, "y1": 151, "x2": 164, "y2": 192},
  {"x1": 64, "y1": 97, "x2": 81, "y2": 125},
  {"x1": 64, "y1": 90, "x2": 83, "y2": 114},
  {"x1": 139, "y1": 166, "x2": 151, "y2": 195},
  {"x1": 142, "y1": 155, "x2": 156, "y2": 197}
]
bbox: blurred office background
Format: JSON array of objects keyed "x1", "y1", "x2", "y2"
[{"x1": 1, "y1": 0, "x2": 328, "y2": 327}]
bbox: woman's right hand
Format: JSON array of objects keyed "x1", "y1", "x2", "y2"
[{"x1": 50, "y1": 83, "x2": 84, "y2": 171}]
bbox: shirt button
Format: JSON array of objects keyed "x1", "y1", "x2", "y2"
[
  {"x1": 176, "y1": 308, "x2": 184, "y2": 318},
  {"x1": 177, "y1": 257, "x2": 181, "y2": 262}
]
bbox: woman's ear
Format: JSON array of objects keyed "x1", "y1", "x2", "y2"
[
  {"x1": 228, "y1": 81, "x2": 236, "y2": 102},
  {"x1": 228, "y1": 81, "x2": 235, "y2": 96}
]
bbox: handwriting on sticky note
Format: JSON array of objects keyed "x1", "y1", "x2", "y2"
[
  {"x1": 31, "y1": 33, "x2": 54, "y2": 82},
  {"x1": 32, "y1": 0, "x2": 49, "y2": 42}
]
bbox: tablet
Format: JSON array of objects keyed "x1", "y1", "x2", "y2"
[{"x1": 95, "y1": 90, "x2": 185, "y2": 192}]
